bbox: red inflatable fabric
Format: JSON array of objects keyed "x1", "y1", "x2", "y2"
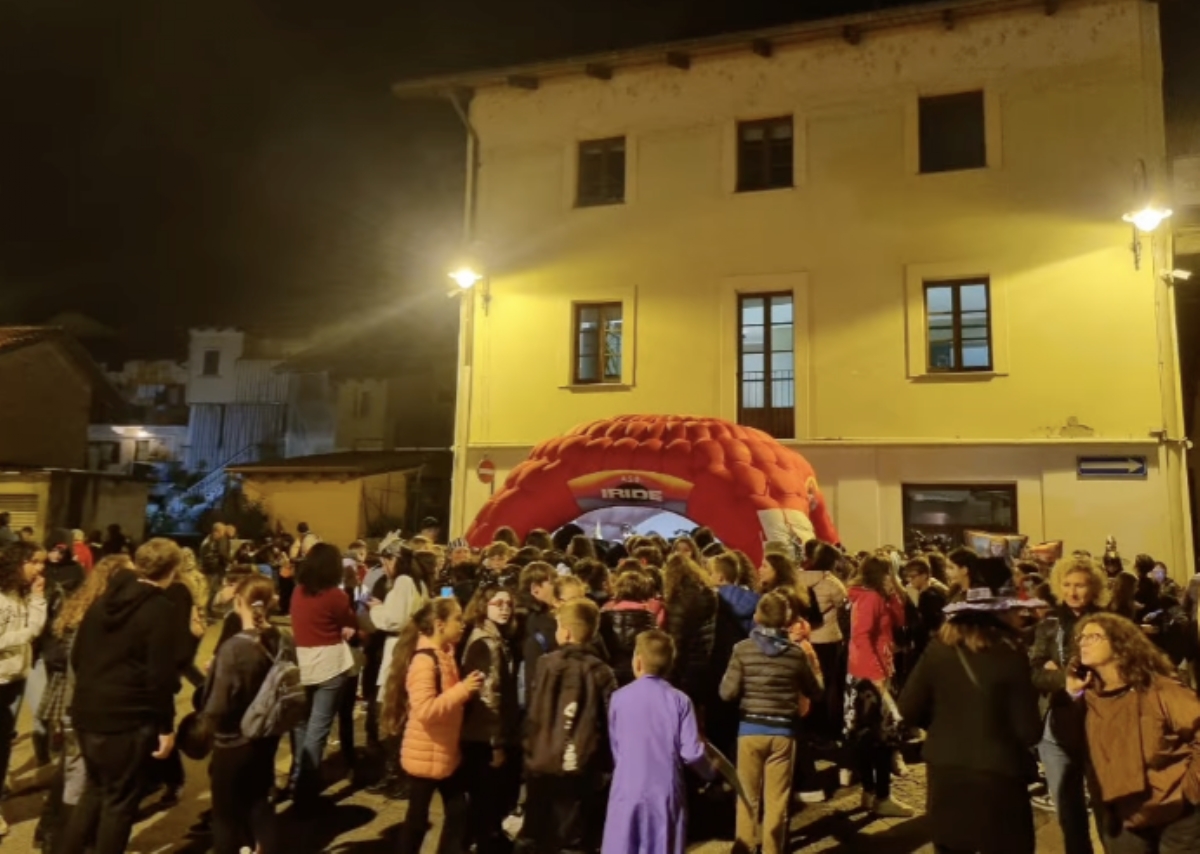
[{"x1": 465, "y1": 415, "x2": 838, "y2": 563}]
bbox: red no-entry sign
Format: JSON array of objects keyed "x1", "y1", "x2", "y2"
[{"x1": 477, "y1": 458, "x2": 496, "y2": 485}]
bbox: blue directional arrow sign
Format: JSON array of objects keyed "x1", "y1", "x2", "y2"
[{"x1": 1077, "y1": 456, "x2": 1147, "y2": 479}]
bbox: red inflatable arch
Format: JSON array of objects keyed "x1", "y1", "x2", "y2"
[{"x1": 465, "y1": 414, "x2": 838, "y2": 563}]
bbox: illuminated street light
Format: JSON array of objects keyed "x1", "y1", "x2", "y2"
[
  {"x1": 1122, "y1": 206, "x2": 1173, "y2": 234},
  {"x1": 449, "y1": 267, "x2": 483, "y2": 289}
]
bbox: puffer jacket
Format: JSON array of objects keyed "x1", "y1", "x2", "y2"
[
  {"x1": 0, "y1": 589, "x2": 47, "y2": 684},
  {"x1": 599, "y1": 602, "x2": 657, "y2": 686},
  {"x1": 460, "y1": 621, "x2": 520, "y2": 746},
  {"x1": 665, "y1": 582, "x2": 717, "y2": 700},
  {"x1": 400, "y1": 636, "x2": 473, "y2": 780},
  {"x1": 718, "y1": 628, "x2": 823, "y2": 728}
]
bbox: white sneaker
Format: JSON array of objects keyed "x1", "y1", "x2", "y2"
[
  {"x1": 838, "y1": 768, "x2": 855, "y2": 787},
  {"x1": 799, "y1": 790, "x2": 826, "y2": 804}
]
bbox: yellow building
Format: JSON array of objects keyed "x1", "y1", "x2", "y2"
[{"x1": 396, "y1": 0, "x2": 1192, "y2": 574}]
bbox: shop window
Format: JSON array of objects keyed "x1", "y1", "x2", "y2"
[{"x1": 902, "y1": 483, "x2": 1017, "y2": 550}]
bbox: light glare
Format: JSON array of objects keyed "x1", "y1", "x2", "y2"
[{"x1": 1123, "y1": 206, "x2": 1173, "y2": 233}]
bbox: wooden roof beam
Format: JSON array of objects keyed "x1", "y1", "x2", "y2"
[
  {"x1": 942, "y1": 9, "x2": 955, "y2": 30},
  {"x1": 751, "y1": 38, "x2": 773, "y2": 58},
  {"x1": 585, "y1": 63, "x2": 613, "y2": 81},
  {"x1": 665, "y1": 51, "x2": 690, "y2": 71},
  {"x1": 843, "y1": 25, "x2": 862, "y2": 46},
  {"x1": 506, "y1": 75, "x2": 538, "y2": 90},
  {"x1": 1045, "y1": 0, "x2": 1060, "y2": 14}
]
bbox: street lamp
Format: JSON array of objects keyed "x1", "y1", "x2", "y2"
[
  {"x1": 447, "y1": 264, "x2": 491, "y2": 315},
  {"x1": 1124, "y1": 159, "x2": 1172, "y2": 271},
  {"x1": 449, "y1": 267, "x2": 483, "y2": 290}
]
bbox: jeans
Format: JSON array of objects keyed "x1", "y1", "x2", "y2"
[
  {"x1": 0, "y1": 681, "x2": 24, "y2": 791},
  {"x1": 290, "y1": 671, "x2": 350, "y2": 800},
  {"x1": 1100, "y1": 804, "x2": 1200, "y2": 854},
  {"x1": 1041, "y1": 728, "x2": 1094, "y2": 854},
  {"x1": 59, "y1": 725, "x2": 159, "y2": 854},
  {"x1": 26, "y1": 659, "x2": 50, "y2": 764}
]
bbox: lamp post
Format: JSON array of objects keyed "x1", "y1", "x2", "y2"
[{"x1": 1124, "y1": 159, "x2": 1172, "y2": 271}]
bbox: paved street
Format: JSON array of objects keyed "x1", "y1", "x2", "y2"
[{"x1": 0, "y1": 625, "x2": 1087, "y2": 852}]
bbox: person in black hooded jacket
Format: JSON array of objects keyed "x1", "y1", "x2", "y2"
[{"x1": 58, "y1": 538, "x2": 183, "y2": 854}]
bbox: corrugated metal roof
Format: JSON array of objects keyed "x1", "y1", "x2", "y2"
[{"x1": 229, "y1": 450, "x2": 451, "y2": 477}]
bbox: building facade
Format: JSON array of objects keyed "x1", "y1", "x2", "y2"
[{"x1": 403, "y1": 0, "x2": 1191, "y2": 573}]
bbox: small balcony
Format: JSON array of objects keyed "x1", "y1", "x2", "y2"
[{"x1": 737, "y1": 370, "x2": 795, "y2": 440}]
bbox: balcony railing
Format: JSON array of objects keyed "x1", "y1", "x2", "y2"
[{"x1": 738, "y1": 370, "x2": 795, "y2": 439}]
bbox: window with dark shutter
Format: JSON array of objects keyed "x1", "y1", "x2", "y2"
[
  {"x1": 919, "y1": 91, "x2": 987, "y2": 174},
  {"x1": 737, "y1": 293, "x2": 795, "y2": 439},
  {"x1": 737, "y1": 117, "x2": 794, "y2": 192},
  {"x1": 577, "y1": 138, "x2": 626, "y2": 207}
]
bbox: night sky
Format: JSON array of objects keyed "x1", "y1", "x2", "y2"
[{"x1": 2, "y1": 0, "x2": 1197, "y2": 363}]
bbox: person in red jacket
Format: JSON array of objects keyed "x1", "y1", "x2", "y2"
[
  {"x1": 845, "y1": 554, "x2": 912, "y2": 818},
  {"x1": 286, "y1": 543, "x2": 359, "y2": 805}
]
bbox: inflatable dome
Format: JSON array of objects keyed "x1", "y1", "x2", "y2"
[{"x1": 465, "y1": 415, "x2": 838, "y2": 562}]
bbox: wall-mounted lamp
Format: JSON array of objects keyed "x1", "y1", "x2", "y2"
[
  {"x1": 1162, "y1": 269, "x2": 1193, "y2": 283},
  {"x1": 1123, "y1": 159, "x2": 1172, "y2": 271},
  {"x1": 447, "y1": 266, "x2": 491, "y2": 315}
]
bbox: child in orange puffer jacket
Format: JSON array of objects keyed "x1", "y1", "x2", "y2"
[{"x1": 382, "y1": 597, "x2": 483, "y2": 854}]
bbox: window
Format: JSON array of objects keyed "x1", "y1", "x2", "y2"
[
  {"x1": 355, "y1": 389, "x2": 372, "y2": 419},
  {"x1": 919, "y1": 91, "x2": 986, "y2": 174},
  {"x1": 201, "y1": 349, "x2": 221, "y2": 376},
  {"x1": 737, "y1": 117, "x2": 794, "y2": 192},
  {"x1": 134, "y1": 440, "x2": 152, "y2": 462},
  {"x1": 902, "y1": 484, "x2": 1017, "y2": 551},
  {"x1": 576, "y1": 137, "x2": 626, "y2": 207},
  {"x1": 925, "y1": 279, "x2": 992, "y2": 372},
  {"x1": 738, "y1": 293, "x2": 795, "y2": 439},
  {"x1": 92, "y1": 442, "x2": 120, "y2": 465},
  {"x1": 573, "y1": 303, "x2": 623, "y2": 385}
]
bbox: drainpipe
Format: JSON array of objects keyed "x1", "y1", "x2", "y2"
[{"x1": 446, "y1": 88, "x2": 481, "y2": 538}]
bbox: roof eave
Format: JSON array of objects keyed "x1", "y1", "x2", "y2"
[{"x1": 391, "y1": 0, "x2": 1063, "y2": 99}]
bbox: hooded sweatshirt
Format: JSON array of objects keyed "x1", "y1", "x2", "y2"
[
  {"x1": 718, "y1": 627, "x2": 823, "y2": 737},
  {"x1": 70, "y1": 568, "x2": 181, "y2": 735}
]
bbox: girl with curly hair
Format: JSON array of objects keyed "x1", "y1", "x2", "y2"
[
  {"x1": 1073, "y1": 612, "x2": 1200, "y2": 850},
  {"x1": 0, "y1": 541, "x2": 47, "y2": 835}
]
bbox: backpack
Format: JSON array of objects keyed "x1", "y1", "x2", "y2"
[
  {"x1": 240, "y1": 632, "x2": 307, "y2": 739},
  {"x1": 525, "y1": 650, "x2": 607, "y2": 776},
  {"x1": 395, "y1": 649, "x2": 442, "y2": 734}
]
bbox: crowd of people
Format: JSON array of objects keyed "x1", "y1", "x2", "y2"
[{"x1": 0, "y1": 515, "x2": 1198, "y2": 854}]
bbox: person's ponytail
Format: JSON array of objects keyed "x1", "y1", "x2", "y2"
[{"x1": 379, "y1": 598, "x2": 459, "y2": 737}]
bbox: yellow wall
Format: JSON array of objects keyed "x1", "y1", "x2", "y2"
[
  {"x1": 451, "y1": 0, "x2": 1190, "y2": 573},
  {"x1": 241, "y1": 477, "x2": 364, "y2": 551},
  {"x1": 0, "y1": 476, "x2": 51, "y2": 546}
]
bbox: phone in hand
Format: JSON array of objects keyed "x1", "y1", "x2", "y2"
[{"x1": 440, "y1": 586, "x2": 454, "y2": 599}]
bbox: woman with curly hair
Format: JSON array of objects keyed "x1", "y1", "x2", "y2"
[
  {"x1": 34, "y1": 555, "x2": 128, "y2": 850},
  {"x1": 1073, "y1": 612, "x2": 1200, "y2": 851},
  {"x1": 662, "y1": 554, "x2": 717, "y2": 708},
  {"x1": 1029, "y1": 554, "x2": 1108, "y2": 854},
  {"x1": 0, "y1": 541, "x2": 47, "y2": 835}
]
